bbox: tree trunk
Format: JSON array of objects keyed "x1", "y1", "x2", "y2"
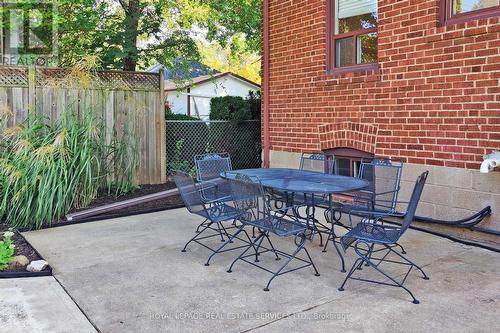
[{"x1": 122, "y1": 0, "x2": 140, "y2": 71}]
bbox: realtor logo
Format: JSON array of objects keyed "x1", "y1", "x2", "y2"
[{"x1": 0, "y1": 1, "x2": 57, "y2": 66}]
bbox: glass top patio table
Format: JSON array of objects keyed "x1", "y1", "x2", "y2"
[{"x1": 221, "y1": 168, "x2": 370, "y2": 194}]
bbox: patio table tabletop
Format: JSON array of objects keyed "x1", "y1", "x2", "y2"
[{"x1": 221, "y1": 168, "x2": 370, "y2": 194}]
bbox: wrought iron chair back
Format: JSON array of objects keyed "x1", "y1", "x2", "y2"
[
  {"x1": 399, "y1": 171, "x2": 428, "y2": 235},
  {"x1": 299, "y1": 153, "x2": 335, "y2": 174},
  {"x1": 226, "y1": 173, "x2": 271, "y2": 227},
  {"x1": 172, "y1": 170, "x2": 205, "y2": 215},
  {"x1": 357, "y1": 159, "x2": 403, "y2": 212},
  {"x1": 195, "y1": 153, "x2": 232, "y2": 182}
]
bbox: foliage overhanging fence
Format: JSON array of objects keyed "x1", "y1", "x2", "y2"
[
  {"x1": 0, "y1": 65, "x2": 166, "y2": 184},
  {"x1": 166, "y1": 120, "x2": 262, "y2": 175}
]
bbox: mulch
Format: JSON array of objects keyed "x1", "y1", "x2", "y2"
[{"x1": 67, "y1": 182, "x2": 183, "y2": 218}]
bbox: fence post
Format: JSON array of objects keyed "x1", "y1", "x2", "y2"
[
  {"x1": 159, "y1": 68, "x2": 167, "y2": 183},
  {"x1": 28, "y1": 65, "x2": 35, "y2": 114}
]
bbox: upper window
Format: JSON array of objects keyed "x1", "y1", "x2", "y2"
[
  {"x1": 330, "y1": 0, "x2": 378, "y2": 70},
  {"x1": 442, "y1": 0, "x2": 500, "y2": 25}
]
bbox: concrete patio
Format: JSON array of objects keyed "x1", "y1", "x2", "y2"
[{"x1": 18, "y1": 208, "x2": 500, "y2": 333}]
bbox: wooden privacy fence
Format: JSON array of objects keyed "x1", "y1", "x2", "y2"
[{"x1": 0, "y1": 65, "x2": 166, "y2": 184}]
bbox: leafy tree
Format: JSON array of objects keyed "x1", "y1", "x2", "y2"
[
  {"x1": 56, "y1": 0, "x2": 199, "y2": 71},
  {"x1": 53, "y1": 0, "x2": 262, "y2": 72},
  {"x1": 191, "y1": 0, "x2": 262, "y2": 54},
  {"x1": 197, "y1": 37, "x2": 261, "y2": 84}
]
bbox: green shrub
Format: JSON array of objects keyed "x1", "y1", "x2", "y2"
[
  {"x1": 0, "y1": 111, "x2": 138, "y2": 229},
  {"x1": 167, "y1": 139, "x2": 196, "y2": 176},
  {"x1": 165, "y1": 120, "x2": 209, "y2": 174},
  {"x1": 210, "y1": 96, "x2": 248, "y2": 121},
  {"x1": 209, "y1": 91, "x2": 261, "y2": 122},
  {"x1": 0, "y1": 230, "x2": 15, "y2": 271},
  {"x1": 246, "y1": 91, "x2": 261, "y2": 120},
  {"x1": 165, "y1": 110, "x2": 199, "y2": 121}
]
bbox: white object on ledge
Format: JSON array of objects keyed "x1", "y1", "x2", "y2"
[{"x1": 480, "y1": 151, "x2": 500, "y2": 173}]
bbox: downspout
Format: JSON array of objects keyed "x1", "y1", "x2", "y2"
[{"x1": 262, "y1": 0, "x2": 271, "y2": 168}]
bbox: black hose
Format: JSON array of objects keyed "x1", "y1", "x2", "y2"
[
  {"x1": 391, "y1": 206, "x2": 498, "y2": 236},
  {"x1": 382, "y1": 220, "x2": 500, "y2": 253},
  {"x1": 353, "y1": 206, "x2": 497, "y2": 236},
  {"x1": 412, "y1": 206, "x2": 492, "y2": 228}
]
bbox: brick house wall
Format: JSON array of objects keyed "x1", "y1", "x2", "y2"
[{"x1": 266, "y1": 0, "x2": 500, "y2": 245}]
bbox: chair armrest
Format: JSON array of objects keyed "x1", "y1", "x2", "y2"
[
  {"x1": 203, "y1": 196, "x2": 232, "y2": 205},
  {"x1": 197, "y1": 180, "x2": 219, "y2": 190},
  {"x1": 349, "y1": 209, "x2": 403, "y2": 218},
  {"x1": 373, "y1": 188, "x2": 399, "y2": 197},
  {"x1": 197, "y1": 180, "x2": 231, "y2": 203},
  {"x1": 347, "y1": 209, "x2": 404, "y2": 226}
]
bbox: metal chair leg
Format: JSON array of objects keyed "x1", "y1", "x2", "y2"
[
  {"x1": 322, "y1": 227, "x2": 334, "y2": 253},
  {"x1": 196, "y1": 219, "x2": 209, "y2": 233},
  {"x1": 363, "y1": 243, "x2": 376, "y2": 267},
  {"x1": 252, "y1": 231, "x2": 267, "y2": 262},
  {"x1": 384, "y1": 245, "x2": 429, "y2": 280},
  {"x1": 263, "y1": 241, "x2": 305, "y2": 292},
  {"x1": 182, "y1": 222, "x2": 213, "y2": 252},
  {"x1": 365, "y1": 254, "x2": 421, "y2": 304},
  {"x1": 338, "y1": 258, "x2": 364, "y2": 291},
  {"x1": 302, "y1": 247, "x2": 320, "y2": 277},
  {"x1": 219, "y1": 221, "x2": 235, "y2": 243},
  {"x1": 216, "y1": 223, "x2": 226, "y2": 242},
  {"x1": 263, "y1": 233, "x2": 281, "y2": 261},
  {"x1": 394, "y1": 242, "x2": 407, "y2": 254},
  {"x1": 205, "y1": 225, "x2": 252, "y2": 266},
  {"x1": 340, "y1": 244, "x2": 423, "y2": 304},
  {"x1": 227, "y1": 233, "x2": 265, "y2": 274}
]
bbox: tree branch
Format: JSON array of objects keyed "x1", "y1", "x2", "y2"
[{"x1": 117, "y1": 0, "x2": 127, "y2": 12}]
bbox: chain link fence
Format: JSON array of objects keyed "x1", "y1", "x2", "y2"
[{"x1": 166, "y1": 120, "x2": 262, "y2": 175}]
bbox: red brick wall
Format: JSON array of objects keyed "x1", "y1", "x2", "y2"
[{"x1": 267, "y1": 0, "x2": 500, "y2": 169}]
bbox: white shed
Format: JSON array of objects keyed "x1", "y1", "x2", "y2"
[{"x1": 164, "y1": 72, "x2": 260, "y2": 119}]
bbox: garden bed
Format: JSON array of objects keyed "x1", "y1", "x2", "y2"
[
  {"x1": 69, "y1": 182, "x2": 182, "y2": 216},
  {"x1": 16, "y1": 182, "x2": 184, "y2": 231},
  {"x1": 0, "y1": 225, "x2": 52, "y2": 278}
]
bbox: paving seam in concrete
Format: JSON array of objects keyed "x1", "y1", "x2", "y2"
[{"x1": 52, "y1": 274, "x2": 103, "y2": 333}]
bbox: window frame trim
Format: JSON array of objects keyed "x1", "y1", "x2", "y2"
[
  {"x1": 440, "y1": 0, "x2": 500, "y2": 26},
  {"x1": 326, "y1": 0, "x2": 379, "y2": 74},
  {"x1": 323, "y1": 147, "x2": 375, "y2": 177}
]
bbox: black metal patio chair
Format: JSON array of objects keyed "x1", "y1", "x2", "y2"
[
  {"x1": 223, "y1": 173, "x2": 320, "y2": 291},
  {"x1": 173, "y1": 171, "x2": 251, "y2": 265},
  {"x1": 338, "y1": 171, "x2": 430, "y2": 304},
  {"x1": 194, "y1": 152, "x2": 233, "y2": 202},
  {"x1": 323, "y1": 159, "x2": 404, "y2": 254},
  {"x1": 194, "y1": 153, "x2": 234, "y2": 233}
]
